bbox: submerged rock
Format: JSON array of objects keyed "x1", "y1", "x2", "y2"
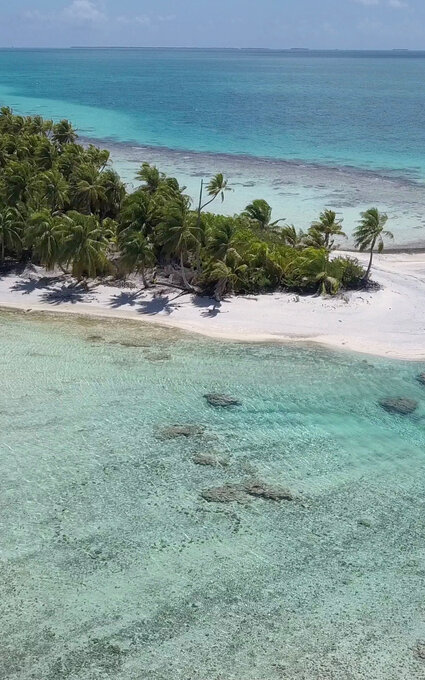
[
  {"x1": 414, "y1": 640, "x2": 425, "y2": 661},
  {"x1": 204, "y1": 393, "x2": 241, "y2": 408},
  {"x1": 159, "y1": 424, "x2": 205, "y2": 439},
  {"x1": 146, "y1": 352, "x2": 172, "y2": 362},
  {"x1": 200, "y1": 485, "x2": 246, "y2": 503},
  {"x1": 416, "y1": 373, "x2": 425, "y2": 386},
  {"x1": 244, "y1": 481, "x2": 294, "y2": 502},
  {"x1": 379, "y1": 397, "x2": 418, "y2": 415},
  {"x1": 192, "y1": 453, "x2": 229, "y2": 467}
]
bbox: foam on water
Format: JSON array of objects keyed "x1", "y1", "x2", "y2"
[{"x1": 1, "y1": 310, "x2": 425, "y2": 679}]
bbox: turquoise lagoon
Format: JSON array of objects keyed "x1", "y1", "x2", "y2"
[
  {"x1": 2, "y1": 48, "x2": 425, "y2": 244},
  {"x1": 1, "y1": 310, "x2": 425, "y2": 679}
]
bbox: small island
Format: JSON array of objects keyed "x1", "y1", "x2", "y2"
[{"x1": 0, "y1": 108, "x2": 424, "y2": 359}]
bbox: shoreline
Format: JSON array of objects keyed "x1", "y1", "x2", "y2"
[{"x1": 1, "y1": 251, "x2": 424, "y2": 362}]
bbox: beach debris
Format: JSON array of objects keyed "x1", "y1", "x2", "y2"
[
  {"x1": 159, "y1": 424, "x2": 205, "y2": 439},
  {"x1": 200, "y1": 485, "x2": 247, "y2": 504},
  {"x1": 379, "y1": 397, "x2": 418, "y2": 415},
  {"x1": 416, "y1": 373, "x2": 425, "y2": 386},
  {"x1": 244, "y1": 480, "x2": 294, "y2": 501},
  {"x1": 204, "y1": 393, "x2": 242, "y2": 408},
  {"x1": 192, "y1": 453, "x2": 229, "y2": 467}
]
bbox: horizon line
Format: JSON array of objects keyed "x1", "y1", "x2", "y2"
[{"x1": 0, "y1": 46, "x2": 417, "y2": 52}]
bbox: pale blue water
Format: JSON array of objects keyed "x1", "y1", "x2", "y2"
[
  {"x1": 1, "y1": 310, "x2": 425, "y2": 678},
  {"x1": 2, "y1": 48, "x2": 425, "y2": 245}
]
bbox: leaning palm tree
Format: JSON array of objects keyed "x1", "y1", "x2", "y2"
[
  {"x1": 0, "y1": 207, "x2": 23, "y2": 261},
  {"x1": 353, "y1": 208, "x2": 393, "y2": 280},
  {"x1": 310, "y1": 209, "x2": 346, "y2": 250},
  {"x1": 119, "y1": 231, "x2": 155, "y2": 288},
  {"x1": 197, "y1": 173, "x2": 230, "y2": 217},
  {"x1": 242, "y1": 199, "x2": 284, "y2": 231}
]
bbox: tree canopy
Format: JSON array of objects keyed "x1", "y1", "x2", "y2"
[{"x1": 0, "y1": 109, "x2": 380, "y2": 299}]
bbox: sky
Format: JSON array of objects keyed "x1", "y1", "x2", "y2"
[{"x1": 1, "y1": 0, "x2": 425, "y2": 50}]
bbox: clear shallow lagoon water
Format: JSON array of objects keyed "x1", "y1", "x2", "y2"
[
  {"x1": 1, "y1": 310, "x2": 425, "y2": 679},
  {"x1": 2, "y1": 48, "x2": 425, "y2": 244}
]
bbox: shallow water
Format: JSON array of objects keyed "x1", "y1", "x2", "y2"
[{"x1": 1, "y1": 310, "x2": 425, "y2": 679}]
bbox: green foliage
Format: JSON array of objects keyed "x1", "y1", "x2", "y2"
[{"x1": 0, "y1": 109, "x2": 377, "y2": 296}]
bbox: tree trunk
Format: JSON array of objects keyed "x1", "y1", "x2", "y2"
[
  {"x1": 141, "y1": 266, "x2": 149, "y2": 289},
  {"x1": 364, "y1": 240, "x2": 376, "y2": 280},
  {"x1": 1, "y1": 237, "x2": 4, "y2": 262},
  {"x1": 180, "y1": 251, "x2": 195, "y2": 292}
]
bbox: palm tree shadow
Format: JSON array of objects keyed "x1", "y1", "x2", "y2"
[
  {"x1": 11, "y1": 276, "x2": 64, "y2": 295},
  {"x1": 109, "y1": 291, "x2": 145, "y2": 309},
  {"x1": 137, "y1": 292, "x2": 188, "y2": 316},
  {"x1": 40, "y1": 285, "x2": 95, "y2": 306}
]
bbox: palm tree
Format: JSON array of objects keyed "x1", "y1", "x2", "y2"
[
  {"x1": 34, "y1": 138, "x2": 57, "y2": 170},
  {"x1": 298, "y1": 248, "x2": 340, "y2": 295},
  {"x1": 99, "y1": 169, "x2": 125, "y2": 219},
  {"x1": 119, "y1": 231, "x2": 155, "y2": 288},
  {"x1": 353, "y1": 208, "x2": 393, "y2": 280},
  {"x1": 157, "y1": 196, "x2": 199, "y2": 290},
  {"x1": 118, "y1": 190, "x2": 157, "y2": 238},
  {"x1": 2, "y1": 161, "x2": 36, "y2": 206},
  {"x1": 71, "y1": 164, "x2": 106, "y2": 215},
  {"x1": 196, "y1": 174, "x2": 231, "y2": 234},
  {"x1": 207, "y1": 219, "x2": 240, "y2": 261},
  {"x1": 52, "y1": 120, "x2": 77, "y2": 146},
  {"x1": 0, "y1": 207, "x2": 23, "y2": 261},
  {"x1": 242, "y1": 199, "x2": 284, "y2": 231},
  {"x1": 41, "y1": 169, "x2": 69, "y2": 212},
  {"x1": 59, "y1": 211, "x2": 113, "y2": 279},
  {"x1": 25, "y1": 211, "x2": 64, "y2": 270},
  {"x1": 280, "y1": 224, "x2": 306, "y2": 249},
  {"x1": 310, "y1": 209, "x2": 346, "y2": 250},
  {"x1": 203, "y1": 258, "x2": 248, "y2": 300},
  {"x1": 136, "y1": 163, "x2": 164, "y2": 195}
]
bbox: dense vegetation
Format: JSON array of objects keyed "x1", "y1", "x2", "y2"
[{"x1": 0, "y1": 108, "x2": 393, "y2": 299}]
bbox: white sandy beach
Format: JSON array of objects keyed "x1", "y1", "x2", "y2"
[{"x1": 0, "y1": 251, "x2": 424, "y2": 360}]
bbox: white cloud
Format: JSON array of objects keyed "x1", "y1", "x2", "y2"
[
  {"x1": 353, "y1": 0, "x2": 408, "y2": 6},
  {"x1": 353, "y1": 0, "x2": 380, "y2": 6},
  {"x1": 388, "y1": 0, "x2": 408, "y2": 8},
  {"x1": 63, "y1": 1, "x2": 106, "y2": 23}
]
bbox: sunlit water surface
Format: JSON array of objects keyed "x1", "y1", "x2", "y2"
[{"x1": 1, "y1": 310, "x2": 425, "y2": 679}]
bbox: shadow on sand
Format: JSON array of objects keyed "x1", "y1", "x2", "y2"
[
  {"x1": 11, "y1": 276, "x2": 65, "y2": 295},
  {"x1": 109, "y1": 291, "x2": 145, "y2": 308},
  {"x1": 137, "y1": 291, "x2": 189, "y2": 316},
  {"x1": 40, "y1": 285, "x2": 95, "y2": 306}
]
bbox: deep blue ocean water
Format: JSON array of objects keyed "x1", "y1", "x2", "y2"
[{"x1": 1, "y1": 48, "x2": 425, "y2": 175}]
